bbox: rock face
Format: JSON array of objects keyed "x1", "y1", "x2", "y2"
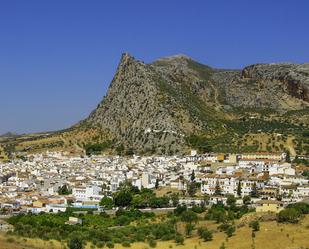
[
  {"x1": 228, "y1": 63, "x2": 309, "y2": 110},
  {"x1": 78, "y1": 53, "x2": 309, "y2": 154}
]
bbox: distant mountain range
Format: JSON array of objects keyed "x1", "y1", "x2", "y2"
[
  {"x1": 0, "y1": 132, "x2": 19, "y2": 138},
  {"x1": 1, "y1": 53, "x2": 308, "y2": 156}
]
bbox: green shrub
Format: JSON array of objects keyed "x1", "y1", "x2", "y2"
[
  {"x1": 226, "y1": 225, "x2": 236, "y2": 237},
  {"x1": 97, "y1": 242, "x2": 104, "y2": 248},
  {"x1": 175, "y1": 234, "x2": 184, "y2": 245},
  {"x1": 249, "y1": 220, "x2": 260, "y2": 231},
  {"x1": 197, "y1": 227, "x2": 213, "y2": 241},
  {"x1": 106, "y1": 241, "x2": 115, "y2": 248},
  {"x1": 174, "y1": 205, "x2": 187, "y2": 216},
  {"x1": 181, "y1": 210, "x2": 198, "y2": 223},
  {"x1": 191, "y1": 205, "x2": 205, "y2": 213},
  {"x1": 185, "y1": 223, "x2": 195, "y2": 236},
  {"x1": 67, "y1": 236, "x2": 84, "y2": 249},
  {"x1": 122, "y1": 241, "x2": 131, "y2": 247},
  {"x1": 148, "y1": 239, "x2": 157, "y2": 248},
  {"x1": 278, "y1": 208, "x2": 301, "y2": 223}
]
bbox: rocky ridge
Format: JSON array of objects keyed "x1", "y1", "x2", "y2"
[
  {"x1": 77, "y1": 53, "x2": 309, "y2": 154},
  {"x1": 1, "y1": 53, "x2": 308, "y2": 155}
]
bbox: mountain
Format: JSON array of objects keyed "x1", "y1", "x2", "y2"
[
  {"x1": 75, "y1": 53, "x2": 309, "y2": 155},
  {"x1": 0, "y1": 132, "x2": 19, "y2": 138},
  {"x1": 2, "y1": 53, "x2": 309, "y2": 156}
]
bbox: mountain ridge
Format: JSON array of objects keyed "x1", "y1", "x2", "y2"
[
  {"x1": 1, "y1": 53, "x2": 308, "y2": 156},
  {"x1": 76, "y1": 53, "x2": 309, "y2": 155}
]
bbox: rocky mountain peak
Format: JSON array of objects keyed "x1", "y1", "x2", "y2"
[
  {"x1": 75, "y1": 54, "x2": 309, "y2": 155},
  {"x1": 119, "y1": 52, "x2": 136, "y2": 65},
  {"x1": 4, "y1": 54, "x2": 308, "y2": 156}
]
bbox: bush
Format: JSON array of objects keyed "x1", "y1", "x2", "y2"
[
  {"x1": 197, "y1": 227, "x2": 213, "y2": 241},
  {"x1": 243, "y1": 196, "x2": 251, "y2": 205},
  {"x1": 106, "y1": 241, "x2": 115, "y2": 248},
  {"x1": 67, "y1": 237, "x2": 84, "y2": 249},
  {"x1": 278, "y1": 208, "x2": 301, "y2": 223},
  {"x1": 185, "y1": 223, "x2": 195, "y2": 236},
  {"x1": 287, "y1": 202, "x2": 309, "y2": 214},
  {"x1": 218, "y1": 222, "x2": 236, "y2": 237},
  {"x1": 191, "y1": 205, "x2": 205, "y2": 213},
  {"x1": 205, "y1": 205, "x2": 227, "y2": 223},
  {"x1": 174, "y1": 205, "x2": 187, "y2": 216},
  {"x1": 148, "y1": 239, "x2": 157, "y2": 248},
  {"x1": 181, "y1": 210, "x2": 198, "y2": 223},
  {"x1": 249, "y1": 220, "x2": 260, "y2": 231},
  {"x1": 175, "y1": 234, "x2": 184, "y2": 244},
  {"x1": 122, "y1": 241, "x2": 131, "y2": 247},
  {"x1": 226, "y1": 194, "x2": 236, "y2": 206},
  {"x1": 97, "y1": 242, "x2": 104, "y2": 248},
  {"x1": 226, "y1": 225, "x2": 236, "y2": 237},
  {"x1": 100, "y1": 196, "x2": 114, "y2": 209}
]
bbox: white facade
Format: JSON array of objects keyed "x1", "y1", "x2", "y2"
[{"x1": 72, "y1": 185, "x2": 102, "y2": 202}]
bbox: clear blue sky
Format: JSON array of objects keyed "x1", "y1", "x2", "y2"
[{"x1": 1, "y1": 0, "x2": 309, "y2": 134}]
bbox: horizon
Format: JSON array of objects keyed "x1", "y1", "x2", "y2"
[{"x1": 1, "y1": 0, "x2": 309, "y2": 134}]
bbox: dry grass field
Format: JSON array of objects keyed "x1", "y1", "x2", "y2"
[{"x1": 1, "y1": 215, "x2": 309, "y2": 249}]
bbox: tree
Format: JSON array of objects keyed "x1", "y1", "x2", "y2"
[
  {"x1": 214, "y1": 180, "x2": 222, "y2": 196},
  {"x1": 68, "y1": 237, "x2": 84, "y2": 249},
  {"x1": 155, "y1": 179, "x2": 159, "y2": 189},
  {"x1": 185, "y1": 223, "x2": 195, "y2": 236},
  {"x1": 125, "y1": 147, "x2": 134, "y2": 156},
  {"x1": 237, "y1": 180, "x2": 242, "y2": 197},
  {"x1": 278, "y1": 208, "x2": 300, "y2": 223},
  {"x1": 170, "y1": 193, "x2": 180, "y2": 207},
  {"x1": 148, "y1": 239, "x2": 157, "y2": 248},
  {"x1": 188, "y1": 182, "x2": 197, "y2": 197},
  {"x1": 181, "y1": 210, "x2": 198, "y2": 223},
  {"x1": 116, "y1": 144, "x2": 125, "y2": 156},
  {"x1": 114, "y1": 191, "x2": 132, "y2": 207},
  {"x1": 250, "y1": 182, "x2": 259, "y2": 198},
  {"x1": 118, "y1": 181, "x2": 140, "y2": 194},
  {"x1": 99, "y1": 196, "x2": 113, "y2": 209},
  {"x1": 249, "y1": 220, "x2": 260, "y2": 231},
  {"x1": 175, "y1": 234, "x2": 184, "y2": 245},
  {"x1": 187, "y1": 134, "x2": 212, "y2": 154},
  {"x1": 197, "y1": 227, "x2": 213, "y2": 241},
  {"x1": 243, "y1": 195, "x2": 251, "y2": 205},
  {"x1": 203, "y1": 194, "x2": 210, "y2": 206},
  {"x1": 226, "y1": 194, "x2": 236, "y2": 207},
  {"x1": 84, "y1": 141, "x2": 112, "y2": 155},
  {"x1": 226, "y1": 225, "x2": 236, "y2": 237},
  {"x1": 302, "y1": 170, "x2": 309, "y2": 179},
  {"x1": 174, "y1": 205, "x2": 187, "y2": 216},
  {"x1": 190, "y1": 170, "x2": 195, "y2": 182},
  {"x1": 58, "y1": 185, "x2": 71, "y2": 195},
  {"x1": 187, "y1": 170, "x2": 197, "y2": 197}
]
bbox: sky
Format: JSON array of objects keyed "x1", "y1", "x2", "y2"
[{"x1": 1, "y1": 0, "x2": 309, "y2": 134}]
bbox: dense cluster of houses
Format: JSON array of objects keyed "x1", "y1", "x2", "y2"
[{"x1": 0, "y1": 151, "x2": 308, "y2": 215}]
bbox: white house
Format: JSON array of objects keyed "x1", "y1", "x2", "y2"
[{"x1": 72, "y1": 185, "x2": 102, "y2": 202}]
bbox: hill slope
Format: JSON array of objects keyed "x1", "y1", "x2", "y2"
[{"x1": 2, "y1": 54, "x2": 309, "y2": 156}]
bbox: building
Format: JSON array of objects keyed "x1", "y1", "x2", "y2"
[
  {"x1": 65, "y1": 217, "x2": 82, "y2": 225},
  {"x1": 255, "y1": 200, "x2": 284, "y2": 213},
  {"x1": 72, "y1": 185, "x2": 102, "y2": 202},
  {"x1": 241, "y1": 152, "x2": 284, "y2": 161}
]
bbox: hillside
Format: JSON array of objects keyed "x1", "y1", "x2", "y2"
[
  {"x1": 2, "y1": 215, "x2": 309, "y2": 249},
  {"x1": 1, "y1": 53, "x2": 309, "y2": 156}
]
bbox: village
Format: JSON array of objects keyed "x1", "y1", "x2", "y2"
[{"x1": 0, "y1": 150, "x2": 308, "y2": 221}]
